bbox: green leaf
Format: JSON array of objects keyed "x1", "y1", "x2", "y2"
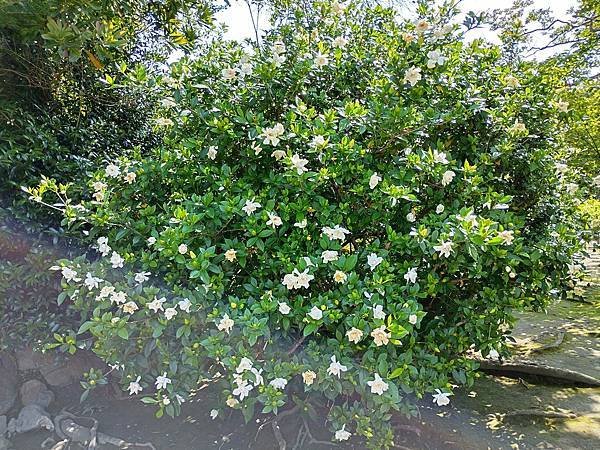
[
  {"x1": 77, "y1": 321, "x2": 94, "y2": 335},
  {"x1": 117, "y1": 327, "x2": 129, "y2": 340}
]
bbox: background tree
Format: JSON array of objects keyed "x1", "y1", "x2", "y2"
[{"x1": 0, "y1": 0, "x2": 219, "y2": 225}]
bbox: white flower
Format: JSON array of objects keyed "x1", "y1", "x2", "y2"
[
  {"x1": 154, "y1": 117, "x2": 173, "y2": 127},
  {"x1": 457, "y1": 211, "x2": 479, "y2": 226},
  {"x1": 178, "y1": 298, "x2": 192, "y2": 313},
  {"x1": 84, "y1": 272, "x2": 102, "y2": 290},
  {"x1": 134, "y1": 271, "x2": 150, "y2": 285},
  {"x1": 164, "y1": 307, "x2": 177, "y2": 320},
  {"x1": 147, "y1": 236, "x2": 156, "y2": 245},
  {"x1": 226, "y1": 398, "x2": 239, "y2": 408},
  {"x1": 273, "y1": 40, "x2": 286, "y2": 54},
  {"x1": 207, "y1": 146, "x2": 218, "y2": 160},
  {"x1": 327, "y1": 355, "x2": 348, "y2": 378},
  {"x1": 371, "y1": 325, "x2": 391, "y2": 346},
  {"x1": 266, "y1": 212, "x2": 283, "y2": 228},
  {"x1": 565, "y1": 182, "x2": 578, "y2": 195},
  {"x1": 434, "y1": 240, "x2": 453, "y2": 258},
  {"x1": 292, "y1": 269, "x2": 315, "y2": 289},
  {"x1": 290, "y1": 153, "x2": 309, "y2": 174},
  {"x1": 236, "y1": 357, "x2": 253, "y2": 373},
  {"x1": 434, "y1": 23, "x2": 454, "y2": 38},
  {"x1": 269, "y1": 52, "x2": 286, "y2": 66},
  {"x1": 505, "y1": 75, "x2": 520, "y2": 88},
  {"x1": 333, "y1": 270, "x2": 347, "y2": 283},
  {"x1": 314, "y1": 52, "x2": 329, "y2": 68},
  {"x1": 278, "y1": 302, "x2": 291, "y2": 315},
  {"x1": 415, "y1": 19, "x2": 430, "y2": 32},
  {"x1": 147, "y1": 296, "x2": 166, "y2": 313},
  {"x1": 97, "y1": 285, "x2": 115, "y2": 301},
  {"x1": 488, "y1": 349, "x2": 500, "y2": 360},
  {"x1": 498, "y1": 230, "x2": 514, "y2": 245},
  {"x1": 555, "y1": 163, "x2": 568, "y2": 174},
  {"x1": 333, "y1": 36, "x2": 348, "y2": 48},
  {"x1": 367, "y1": 253, "x2": 383, "y2": 271},
  {"x1": 210, "y1": 409, "x2": 219, "y2": 420},
  {"x1": 311, "y1": 135, "x2": 326, "y2": 147},
  {"x1": 232, "y1": 379, "x2": 253, "y2": 400},
  {"x1": 105, "y1": 163, "x2": 120, "y2": 178},
  {"x1": 367, "y1": 373, "x2": 389, "y2": 395},
  {"x1": 221, "y1": 68, "x2": 237, "y2": 80},
  {"x1": 110, "y1": 252, "x2": 124, "y2": 268},
  {"x1": 409, "y1": 314, "x2": 418, "y2": 325},
  {"x1": 251, "y1": 367, "x2": 264, "y2": 385},
  {"x1": 178, "y1": 243, "x2": 188, "y2": 255},
  {"x1": 511, "y1": 120, "x2": 528, "y2": 134},
  {"x1": 403, "y1": 66, "x2": 422, "y2": 86},
  {"x1": 238, "y1": 62, "x2": 253, "y2": 77},
  {"x1": 128, "y1": 376, "x2": 143, "y2": 395},
  {"x1": 426, "y1": 50, "x2": 446, "y2": 69},
  {"x1": 331, "y1": 0, "x2": 346, "y2": 15},
  {"x1": 372, "y1": 304, "x2": 386, "y2": 320},
  {"x1": 272, "y1": 149, "x2": 286, "y2": 160},
  {"x1": 432, "y1": 150, "x2": 449, "y2": 164},
  {"x1": 442, "y1": 170, "x2": 456, "y2": 186},
  {"x1": 217, "y1": 314, "x2": 234, "y2": 334},
  {"x1": 243, "y1": 198, "x2": 261, "y2": 215},
  {"x1": 555, "y1": 100, "x2": 569, "y2": 113},
  {"x1": 111, "y1": 291, "x2": 127, "y2": 305},
  {"x1": 436, "y1": 204, "x2": 445, "y2": 214},
  {"x1": 61, "y1": 267, "x2": 80, "y2": 282},
  {"x1": 406, "y1": 212, "x2": 416, "y2": 222},
  {"x1": 432, "y1": 389, "x2": 451, "y2": 406},
  {"x1": 225, "y1": 249, "x2": 237, "y2": 262},
  {"x1": 346, "y1": 327, "x2": 363, "y2": 344},
  {"x1": 122, "y1": 301, "x2": 139, "y2": 314},
  {"x1": 155, "y1": 372, "x2": 172, "y2": 390},
  {"x1": 269, "y1": 378, "x2": 288, "y2": 390},
  {"x1": 308, "y1": 306, "x2": 323, "y2": 320},
  {"x1": 262, "y1": 123, "x2": 285, "y2": 146},
  {"x1": 369, "y1": 172, "x2": 381, "y2": 189},
  {"x1": 404, "y1": 267, "x2": 418, "y2": 284},
  {"x1": 282, "y1": 273, "x2": 297, "y2": 290},
  {"x1": 96, "y1": 236, "x2": 111, "y2": 256},
  {"x1": 124, "y1": 172, "x2": 136, "y2": 184},
  {"x1": 302, "y1": 370, "x2": 317, "y2": 386},
  {"x1": 160, "y1": 97, "x2": 176, "y2": 108},
  {"x1": 334, "y1": 425, "x2": 351, "y2": 441},
  {"x1": 321, "y1": 250, "x2": 339, "y2": 263},
  {"x1": 294, "y1": 219, "x2": 307, "y2": 228},
  {"x1": 321, "y1": 225, "x2": 350, "y2": 241}
]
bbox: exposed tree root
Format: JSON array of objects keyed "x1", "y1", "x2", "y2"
[
  {"x1": 53, "y1": 409, "x2": 156, "y2": 449},
  {"x1": 272, "y1": 421, "x2": 287, "y2": 450},
  {"x1": 476, "y1": 359, "x2": 600, "y2": 386},
  {"x1": 254, "y1": 405, "x2": 337, "y2": 450}
]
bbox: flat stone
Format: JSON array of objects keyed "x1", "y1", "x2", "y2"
[
  {"x1": 0, "y1": 353, "x2": 18, "y2": 415},
  {"x1": 13, "y1": 348, "x2": 37, "y2": 372},
  {"x1": 19, "y1": 380, "x2": 54, "y2": 408},
  {"x1": 10, "y1": 404, "x2": 53, "y2": 434},
  {"x1": 39, "y1": 352, "x2": 105, "y2": 387},
  {"x1": 14, "y1": 347, "x2": 105, "y2": 387}
]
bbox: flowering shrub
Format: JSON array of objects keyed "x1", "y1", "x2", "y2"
[{"x1": 27, "y1": 1, "x2": 586, "y2": 447}]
